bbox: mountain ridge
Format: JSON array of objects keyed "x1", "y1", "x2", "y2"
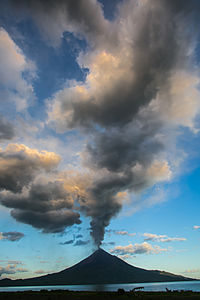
[{"x1": 0, "y1": 248, "x2": 195, "y2": 286}]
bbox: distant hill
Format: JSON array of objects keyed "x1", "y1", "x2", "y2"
[{"x1": 0, "y1": 248, "x2": 194, "y2": 286}]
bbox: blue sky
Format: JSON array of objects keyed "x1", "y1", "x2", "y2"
[{"x1": 0, "y1": 0, "x2": 200, "y2": 280}]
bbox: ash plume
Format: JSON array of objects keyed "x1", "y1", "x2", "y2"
[{"x1": 1, "y1": 0, "x2": 200, "y2": 246}]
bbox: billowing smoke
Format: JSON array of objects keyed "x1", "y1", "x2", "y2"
[
  {"x1": 47, "y1": 0, "x2": 200, "y2": 246},
  {"x1": 1, "y1": 0, "x2": 200, "y2": 246}
]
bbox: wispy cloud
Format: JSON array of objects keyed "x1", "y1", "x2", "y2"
[
  {"x1": 143, "y1": 233, "x2": 186, "y2": 242},
  {"x1": 115, "y1": 231, "x2": 136, "y2": 237},
  {"x1": 73, "y1": 239, "x2": 90, "y2": 246},
  {"x1": 102, "y1": 241, "x2": 115, "y2": 246},
  {"x1": 193, "y1": 225, "x2": 200, "y2": 230},
  {"x1": 59, "y1": 239, "x2": 74, "y2": 245},
  {"x1": 182, "y1": 269, "x2": 200, "y2": 274},
  {"x1": 34, "y1": 269, "x2": 47, "y2": 275},
  {"x1": 0, "y1": 231, "x2": 24, "y2": 242},
  {"x1": 106, "y1": 229, "x2": 135, "y2": 237}
]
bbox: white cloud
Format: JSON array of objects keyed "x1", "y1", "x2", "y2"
[
  {"x1": 115, "y1": 231, "x2": 136, "y2": 237},
  {"x1": 143, "y1": 233, "x2": 186, "y2": 243},
  {"x1": 110, "y1": 242, "x2": 168, "y2": 256},
  {"x1": 193, "y1": 225, "x2": 200, "y2": 230},
  {"x1": 0, "y1": 28, "x2": 36, "y2": 110}
]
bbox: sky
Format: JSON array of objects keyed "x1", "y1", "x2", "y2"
[{"x1": 0, "y1": 0, "x2": 200, "y2": 281}]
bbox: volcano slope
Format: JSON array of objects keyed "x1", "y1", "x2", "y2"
[{"x1": 0, "y1": 248, "x2": 194, "y2": 286}]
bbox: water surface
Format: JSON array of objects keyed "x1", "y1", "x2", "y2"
[{"x1": 0, "y1": 281, "x2": 200, "y2": 292}]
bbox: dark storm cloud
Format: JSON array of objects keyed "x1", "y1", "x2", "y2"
[
  {"x1": 0, "y1": 231, "x2": 24, "y2": 241},
  {"x1": 0, "y1": 181, "x2": 81, "y2": 233},
  {"x1": 0, "y1": 117, "x2": 14, "y2": 140},
  {"x1": 0, "y1": 181, "x2": 74, "y2": 212},
  {"x1": 11, "y1": 209, "x2": 81, "y2": 233}
]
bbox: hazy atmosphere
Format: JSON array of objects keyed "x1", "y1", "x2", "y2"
[{"x1": 0, "y1": 0, "x2": 200, "y2": 281}]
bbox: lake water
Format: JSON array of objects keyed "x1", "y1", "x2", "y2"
[{"x1": 0, "y1": 281, "x2": 200, "y2": 292}]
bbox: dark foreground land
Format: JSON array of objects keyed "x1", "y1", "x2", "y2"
[{"x1": 0, "y1": 290, "x2": 200, "y2": 300}]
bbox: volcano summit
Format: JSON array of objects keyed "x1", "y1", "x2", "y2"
[{"x1": 0, "y1": 248, "x2": 193, "y2": 286}]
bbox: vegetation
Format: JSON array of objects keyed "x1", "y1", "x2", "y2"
[{"x1": 0, "y1": 290, "x2": 199, "y2": 300}]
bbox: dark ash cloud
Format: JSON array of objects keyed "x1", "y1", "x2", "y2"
[
  {"x1": 11, "y1": 208, "x2": 81, "y2": 234},
  {"x1": 65, "y1": 0, "x2": 200, "y2": 247},
  {"x1": 1, "y1": 0, "x2": 200, "y2": 247},
  {"x1": 1, "y1": 181, "x2": 74, "y2": 212},
  {"x1": 0, "y1": 180, "x2": 81, "y2": 233}
]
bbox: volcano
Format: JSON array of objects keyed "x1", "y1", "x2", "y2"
[{"x1": 0, "y1": 248, "x2": 193, "y2": 286}]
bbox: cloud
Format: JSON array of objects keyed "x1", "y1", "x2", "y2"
[
  {"x1": 0, "y1": 146, "x2": 81, "y2": 233},
  {"x1": 106, "y1": 229, "x2": 136, "y2": 237},
  {"x1": 0, "y1": 117, "x2": 15, "y2": 140},
  {"x1": 0, "y1": 231, "x2": 24, "y2": 242},
  {"x1": 73, "y1": 239, "x2": 90, "y2": 246},
  {"x1": 15, "y1": 268, "x2": 28, "y2": 273},
  {"x1": 182, "y1": 269, "x2": 200, "y2": 274},
  {"x1": 161, "y1": 237, "x2": 187, "y2": 242},
  {"x1": 102, "y1": 241, "x2": 115, "y2": 246},
  {"x1": 193, "y1": 225, "x2": 200, "y2": 230},
  {"x1": 110, "y1": 242, "x2": 168, "y2": 256},
  {"x1": 115, "y1": 231, "x2": 136, "y2": 237},
  {"x1": 0, "y1": 143, "x2": 60, "y2": 193},
  {"x1": 0, "y1": 266, "x2": 16, "y2": 277},
  {"x1": 34, "y1": 269, "x2": 47, "y2": 275},
  {"x1": 76, "y1": 234, "x2": 83, "y2": 239},
  {"x1": 143, "y1": 233, "x2": 186, "y2": 242},
  {"x1": 1, "y1": 0, "x2": 200, "y2": 246},
  {"x1": 45, "y1": 0, "x2": 200, "y2": 247},
  {"x1": 8, "y1": 0, "x2": 110, "y2": 47},
  {"x1": 0, "y1": 264, "x2": 28, "y2": 277},
  {"x1": 11, "y1": 207, "x2": 81, "y2": 234},
  {"x1": 59, "y1": 239, "x2": 74, "y2": 245},
  {"x1": 118, "y1": 254, "x2": 132, "y2": 260},
  {"x1": 0, "y1": 28, "x2": 36, "y2": 110},
  {"x1": 1, "y1": 181, "x2": 74, "y2": 213}
]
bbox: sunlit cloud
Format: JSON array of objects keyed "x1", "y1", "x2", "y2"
[
  {"x1": 0, "y1": 28, "x2": 36, "y2": 110},
  {"x1": 110, "y1": 242, "x2": 168, "y2": 256}
]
